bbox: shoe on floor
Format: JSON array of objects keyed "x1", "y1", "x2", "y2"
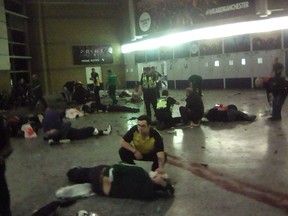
[
  {"x1": 103, "y1": 125, "x2": 112, "y2": 135},
  {"x1": 77, "y1": 210, "x2": 99, "y2": 216}
]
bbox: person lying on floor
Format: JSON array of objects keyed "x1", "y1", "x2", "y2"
[
  {"x1": 42, "y1": 108, "x2": 111, "y2": 145},
  {"x1": 204, "y1": 104, "x2": 256, "y2": 122},
  {"x1": 57, "y1": 162, "x2": 174, "y2": 200}
]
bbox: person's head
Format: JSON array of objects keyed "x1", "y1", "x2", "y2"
[
  {"x1": 107, "y1": 69, "x2": 112, "y2": 73},
  {"x1": 144, "y1": 67, "x2": 152, "y2": 75},
  {"x1": 137, "y1": 115, "x2": 151, "y2": 135},
  {"x1": 185, "y1": 87, "x2": 193, "y2": 96},
  {"x1": 19, "y1": 78, "x2": 25, "y2": 84},
  {"x1": 274, "y1": 57, "x2": 279, "y2": 63},
  {"x1": 91, "y1": 68, "x2": 96, "y2": 77},
  {"x1": 162, "y1": 90, "x2": 169, "y2": 97},
  {"x1": 32, "y1": 74, "x2": 38, "y2": 80}
]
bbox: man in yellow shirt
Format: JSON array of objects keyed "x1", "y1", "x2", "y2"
[{"x1": 119, "y1": 115, "x2": 166, "y2": 173}]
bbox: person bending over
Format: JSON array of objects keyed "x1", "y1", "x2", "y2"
[
  {"x1": 155, "y1": 90, "x2": 181, "y2": 130},
  {"x1": 42, "y1": 108, "x2": 111, "y2": 145},
  {"x1": 119, "y1": 115, "x2": 166, "y2": 173}
]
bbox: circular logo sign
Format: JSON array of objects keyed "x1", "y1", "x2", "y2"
[
  {"x1": 139, "y1": 12, "x2": 151, "y2": 32},
  {"x1": 191, "y1": 43, "x2": 199, "y2": 54}
]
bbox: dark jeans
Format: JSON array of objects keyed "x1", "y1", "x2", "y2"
[
  {"x1": 0, "y1": 163, "x2": 12, "y2": 216},
  {"x1": 67, "y1": 127, "x2": 95, "y2": 140},
  {"x1": 31, "y1": 90, "x2": 48, "y2": 110},
  {"x1": 227, "y1": 109, "x2": 250, "y2": 121},
  {"x1": 272, "y1": 94, "x2": 287, "y2": 118},
  {"x1": 118, "y1": 147, "x2": 166, "y2": 171},
  {"x1": 67, "y1": 165, "x2": 107, "y2": 195},
  {"x1": 155, "y1": 109, "x2": 181, "y2": 129},
  {"x1": 108, "y1": 86, "x2": 117, "y2": 104},
  {"x1": 94, "y1": 86, "x2": 101, "y2": 105},
  {"x1": 143, "y1": 88, "x2": 158, "y2": 120},
  {"x1": 179, "y1": 106, "x2": 202, "y2": 124},
  {"x1": 45, "y1": 122, "x2": 100, "y2": 141}
]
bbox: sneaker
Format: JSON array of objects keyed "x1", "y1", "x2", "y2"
[
  {"x1": 77, "y1": 210, "x2": 99, "y2": 216},
  {"x1": 48, "y1": 139, "x2": 60, "y2": 146},
  {"x1": 103, "y1": 125, "x2": 112, "y2": 135}
]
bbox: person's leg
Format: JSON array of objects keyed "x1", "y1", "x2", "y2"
[
  {"x1": 0, "y1": 163, "x2": 12, "y2": 216},
  {"x1": 108, "y1": 86, "x2": 117, "y2": 104},
  {"x1": 141, "y1": 152, "x2": 167, "y2": 171},
  {"x1": 94, "y1": 87, "x2": 101, "y2": 104},
  {"x1": 67, "y1": 167, "x2": 94, "y2": 183},
  {"x1": 118, "y1": 147, "x2": 136, "y2": 164},
  {"x1": 67, "y1": 125, "x2": 111, "y2": 140},
  {"x1": 179, "y1": 106, "x2": 190, "y2": 124}
]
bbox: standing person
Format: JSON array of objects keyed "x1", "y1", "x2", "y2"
[
  {"x1": 30, "y1": 73, "x2": 48, "y2": 110},
  {"x1": 0, "y1": 116, "x2": 13, "y2": 216},
  {"x1": 106, "y1": 69, "x2": 120, "y2": 105},
  {"x1": 90, "y1": 68, "x2": 101, "y2": 105},
  {"x1": 155, "y1": 90, "x2": 181, "y2": 130},
  {"x1": 272, "y1": 57, "x2": 284, "y2": 76},
  {"x1": 42, "y1": 108, "x2": 112, "y2": 145},
  {"x1": 118, "y1": 115, "x2": 166, "y2": 172},
  {"x1": 151, "y1": 66, "x2": 162, "y2": 99},
  {"x1": 188, "y1": 74, "x2": 203, "y2": 96},
  {"x1": 263, "y1": 67, "x2": 288, "y2": 121},
  {"x1": 63, "y1": 81, "x2": 75, "y2": 105},
  {"x1": 139, "y1": 67, "x2": 158, "y2": 120},
  {"x1": 179, "y1": 87, "x2": 204, "y2": 127}
]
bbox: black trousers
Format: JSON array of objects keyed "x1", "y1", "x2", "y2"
[
  {"x1": 118, "y1": 147, "x2": 165, "y2": 171},
  {"x1": 143, "y1": 88, "x2": 157, "y2": 120},
  {"x1": 94, "y1": 86, "x2": 101, "y2": 105},
  {"x1": 272, "y1": 94, "x2": 287, "y2": 118},
  {"x1": 179, "y1": 106, "x2": 202, "y2": 124},
  {"x1": 0, "y1": 163, "x2": 11, "y2": 216}
]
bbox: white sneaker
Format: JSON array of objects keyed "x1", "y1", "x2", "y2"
[
  {"x1": 77, "y1": 210, "x2": 99, "y2": 216},
  {"x1": 103, "y1": 125, "x2": 112, "y2": 135}
]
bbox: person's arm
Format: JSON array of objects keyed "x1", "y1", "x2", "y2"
[
  {"x1": 120, "y1": 138, "x2": 136, "y2": 153},
  {"x1": 156, "y1": 151, "x2": 165, "y2": 173}
]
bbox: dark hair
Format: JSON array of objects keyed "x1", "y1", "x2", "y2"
[
  {"x1": 162, "y1": 90, "x2": 169, "y2": 96},
  {"x1": 137, "y1": 115, "x2": 151, "y2": 125},
  {"x1": 107, "y1": 69, "x2": 112, "y2": 73}
]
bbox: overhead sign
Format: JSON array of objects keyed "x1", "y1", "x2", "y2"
[
  {"x1": 72, "y1": 45, "x2": 113, "y2": 65},
  {"x1": 135, "y1": 0, "x2": 256, "y2": 36}
]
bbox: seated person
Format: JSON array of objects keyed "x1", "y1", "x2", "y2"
[
  {"x1": 73, "y1": 81, "x2": 88, "y2": 104},
  {"x1": 66, "y1": 162, "x2": 174, "y2": 199},
  {"x1": 179, "y1": 87, "x2": 204, "y2": 127},
  {"x1": 119, "y1": 115, "x2": 166, "y2": 172},
  {"x1": 204, "y1": 104, "x2": 256, "y2": 122},
  {"x1": 131, "y1": 83, "x2": 143, "y2": 103},
  {"x1": 155, "y1": 90, "x2": 181, "y2": 130},
  {"x1": 42, "y1": 108, "x2": 111, "y2": 145}
]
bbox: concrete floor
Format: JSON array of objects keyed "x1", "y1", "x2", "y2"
[{"x1": 3, "y1": 89, "x2": 288, "y2": 216}]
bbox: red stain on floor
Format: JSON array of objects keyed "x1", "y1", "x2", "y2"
[{"x1": 167, "y1": 154, "x2": 288, "y2": 212}]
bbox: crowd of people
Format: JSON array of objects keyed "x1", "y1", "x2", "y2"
[{"x1": 1, "y1": 58, "x2": 287, "y2": 215}]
